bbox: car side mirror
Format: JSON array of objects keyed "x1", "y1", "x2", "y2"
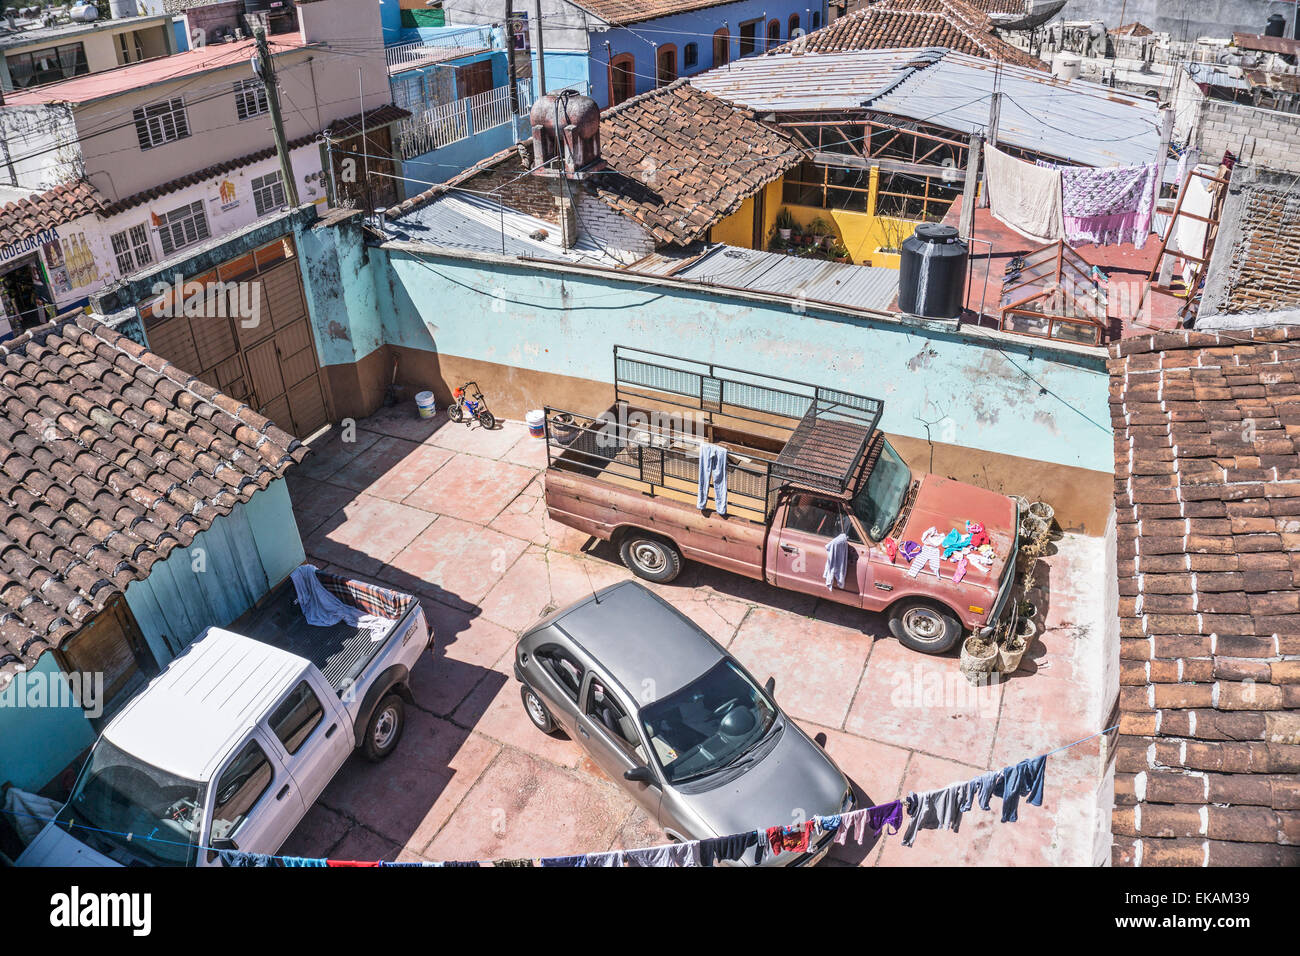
[
  {"x1": 764, "y1": 676, "x2": 776, "y2": 695},
  {"x1": 624, "y1": 766, "x2": 654, "y2": 784},
  {"x1": 210, "y1": 837, "x2": 238, "y2": 852}
]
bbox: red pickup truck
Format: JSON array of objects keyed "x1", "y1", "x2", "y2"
[{"x1": 542, "y1": 348, "x2": 1019, "y2": 655}]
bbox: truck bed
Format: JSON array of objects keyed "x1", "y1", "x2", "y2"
[{"x1": 234, "y1": 571, "x2": 418, "y2": 694}]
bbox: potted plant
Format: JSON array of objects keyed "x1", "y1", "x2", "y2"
[
  {"x1": 809, "y1": 216, "x2": 834, "y2": 248},
  {"x1": 774, "y1": 208, "x2": 796, "y2": 241},
  {"x1": 998, "y1": 622, "x2": 1032, "y2": 673},
  {"x1": 960, "y1": 633, "x2": 1000, "y2": 686},
  {"x1": 768, "y1": 229, "x2": 787, "y2": 253},
  {"x1": 829, "y1": 241, "x2": 850, "y2": 262}
]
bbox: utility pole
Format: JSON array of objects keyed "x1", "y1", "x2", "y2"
[
  {"x1": 533, "y1": 0, "x2": 546, "y2": 95},
  {"x1": 505, "y1": 1, "x2": 520, "y2": 114},
  {"x1": 254, "y1": 25, "x2": 300, "y2": 207}
]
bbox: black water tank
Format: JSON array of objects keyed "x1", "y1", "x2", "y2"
[
  {"x1": 1266, "y1": 13, "x2": 1285, "y2": 37},
  {"x1": 898, "y1": 223, "x2": 968, "y2": 319}
]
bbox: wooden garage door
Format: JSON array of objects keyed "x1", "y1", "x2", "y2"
[
  {"x1": 58, "y1": 595, "x2": 154, "y2": 714},
  {"x1": 139, "y1": 235, "x2": 331, "y2": 440}
]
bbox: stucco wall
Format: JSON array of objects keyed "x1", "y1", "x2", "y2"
[
  {"x1": 1044, "y1": 0, "x2": 1295, "y2": 38},
  {"x1": 291, "y1": 227, "x2": 1116, "y2": 529}
]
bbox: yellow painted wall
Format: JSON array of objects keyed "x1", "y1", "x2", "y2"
[{"x1": 711, "y1": 172, "x2": 924, "y2": 269}]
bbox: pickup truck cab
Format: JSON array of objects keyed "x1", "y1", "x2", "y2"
[
  {"x1": 543, "y1": 347, "x2": 1019, "y2": 655},
  {"x1": 18, "y1": 570, "x2": 429, "y2": 867}
]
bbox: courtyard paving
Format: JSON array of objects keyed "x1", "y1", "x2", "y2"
[{"x1": 281, "y1": 403, "x2": 1110, "y2": 866}]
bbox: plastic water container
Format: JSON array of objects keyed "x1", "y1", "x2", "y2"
[
  {"x1": 415, "y1": 390, "x2": 436, "y2": 419},
  {"x1": 526, "y1": 409, "x2": 545, "y2": 438}
]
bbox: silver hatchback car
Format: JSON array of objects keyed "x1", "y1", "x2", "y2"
[{"x1": 514, "y1": 581, "x2": 853, "y2": 866}]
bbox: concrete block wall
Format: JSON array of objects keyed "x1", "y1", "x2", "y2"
[{"x1": 1196, "y1": 100, "x2": 1300, "y2": 174}]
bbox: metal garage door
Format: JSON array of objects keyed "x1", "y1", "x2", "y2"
[{"x1": 138, "y1": 235, "x2": 332, "y2": 439}]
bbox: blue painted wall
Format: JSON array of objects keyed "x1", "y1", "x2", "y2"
[
  {"x1": 124, "y1": 479, "x2": 305, "y2": 668},
  {"x1": 0, "y1": 481, "x2": 305, "y2": 792},
  {"x1": 362, "y1": 248, "x2": 1112, "y2": 476},
  {"x1": 0, "y1": 655, "x2": 97, "y2": 793},
  {"x1": 380, "y1": 0, "x2": 404, "y2": 44},
  {"x1": 533, "y1": 49, "x2": 593, "y2": 98},
  {"x1": 585, "y1": 0, "x2": 824, "y2": 108},
  {"x1": 172, "y1": 18, "x2": 190, "y2": 52}
]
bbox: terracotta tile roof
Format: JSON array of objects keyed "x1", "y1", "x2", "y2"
[
  {"x1": 1111, "y1": 22, "x2": 1154, "y2": 37},
  {"x1": 100, "y1": 105, "x2": 410, "y2": 216},
  {"x1": 1108, "y1": 325, "x2": 1300, "y2": 867},
  {"x1": 779, "y1": 0, "x2": 1046, "y2": 69},
  {"x1": 568, "y1": 0, "x2": 744, "y2": 25},
  {"x1": 0, "y1": 316, "x2": 307, "y2": 690},
  {"x1": 0, "y1": 181, "x2": 106, "y2": 249},
  {"x1": 1218, "y1": 178, "x2": 1300, "y2": 315},
  {"x1": 587, "y1": 80, "x2": 803, "y2": 245}
]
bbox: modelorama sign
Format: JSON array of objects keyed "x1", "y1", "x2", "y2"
[{"x1": 0, "y1": 227, "x2": 60, "y2": 266}]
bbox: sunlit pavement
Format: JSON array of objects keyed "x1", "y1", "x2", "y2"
[{"x1": 280, "y1": 404, "x2": 1110, "y2": 866}]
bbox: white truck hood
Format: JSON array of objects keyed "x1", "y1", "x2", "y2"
[{"x1": 16, "y1": 822, "x2": 123, "y2": 867}]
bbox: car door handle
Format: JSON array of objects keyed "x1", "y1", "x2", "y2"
[
  {"x1": 577, "y1": 726, "x2": 590, "y2": 738},
  {"x1": 325, "y1": 723, "x2": 339, "y2": 738},
  {"x1": 781, "y1": 544, "x2": 800, "y2": 554},
  {"x1": 276, "y1": 784, "x2": 291, "y2": 801}
]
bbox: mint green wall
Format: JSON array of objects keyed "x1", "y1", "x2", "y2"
[
  {"x1": 124, "y1": 479, "x2": 305, "y2": 667},
  {"x1": 368, "y1": 249, "x2": 1113, "y2": 476},
  {"x1": 0, "y1": 655, "x2": 97, "y2": 793},
  {"x1": 0, "y1": 480, "x2": 305, "y2": 793}
]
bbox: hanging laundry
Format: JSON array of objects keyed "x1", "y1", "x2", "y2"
[
  {"x1": 282, "y1": 856, "x2": 328, "y2": 867},
  {"x1": 327, "y1": 859, "x2": 382, "y2": 867},
  {"x1": 696, "y1": 442, "x2": 729, "y2": 516},
  {"x1": 699, "y1": 831, "x2": 757, "y2": 866},
  {"x1": 899, "y1": 539, "x2": 921, "y2": 562},
  {"x1": 994, "y1": 755, "x2": 1047, "y2": 823},
  {"x1": 868, "y1": 800, "x2": 904, "y2": 836},
  {"x1": 906, "y1": 527, "x2": 944, "y2": 579},
  {"x1": 765, "y1": 822, "x2": 810, "y2": 856},
  {"x1": 824, "y1": 532, "x2": 848, "y2": 590},
  {"x1": 1051, "y1": 162, "x2": 1158, "y2": 249},
  {"x1": 583, "y1": 850, "x2": 627, "y2": 867},
  {"x1": 883, "y1": 536, "x2": 898, "y2": 562},
  {"x1": 624, "y1": 843, "x2": 700, "y2": 867},
  {"x1": 957, "y1": 769, "x2": 1002, "y2": 813},
  {"x1": 219, "y1": 851, "x2": 279, "y2": 867},
  {"x1": 901, "y1": 784, "x2": 965, "y2": 847},
  {"x1": 985, "y1": 144, "x2": 1065, "y2": 244},
  {"x1": 1166, "y1": 163, "x2": 1217, "y2": 269}
]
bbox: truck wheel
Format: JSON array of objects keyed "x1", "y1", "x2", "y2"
[
  {"x1": 521, "y1": 685, "x2": 558, "y2": 734},
  {"x1": 888, "y1": 599, "x2": 962, "y2": 655},
  {"x1": 619, "y1": 533, "x2": 682, "y2": 583},
  {"x1": 362, "y1": 694, "x2": 406, "y2": 762}
]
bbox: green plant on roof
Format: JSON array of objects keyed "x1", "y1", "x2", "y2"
[{"x1": 774, "y1": 208, "x2": 797, "y2": 231}]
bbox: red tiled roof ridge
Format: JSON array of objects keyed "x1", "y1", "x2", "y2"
[
  {"x1": 0, "y1": 180, "x2": 107, "y2": 247},
  {"x1": 0, "y1": 315, "x2": 307, "y2": 688}
]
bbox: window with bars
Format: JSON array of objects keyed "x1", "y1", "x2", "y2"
[
  {"x1": 157, "y1": 201, "x2": 210, "y2": 256},
  {"x1": 234, "y1": 78, "x2": 269, "y2": 121},
  {"x1": 251, "y1": 172, "x2": 287, "y2": 217},
  {"x1": 133, "y1": 97, "x2": 191, "y2": 150},
  {"x1": 110, "y1": 223, "x2": 154, "y2": 276}
]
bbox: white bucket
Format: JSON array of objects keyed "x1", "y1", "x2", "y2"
[
  {"x1": 526, "y1": 409, "x2": 545, "y2": 438},
  {"x1": 415, "y1": 390, "x2": 436, "y2": 419}
]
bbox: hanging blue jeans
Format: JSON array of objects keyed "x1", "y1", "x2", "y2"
[{"x1": 696, "y1": 443, "x2": 728, "y2": 516}]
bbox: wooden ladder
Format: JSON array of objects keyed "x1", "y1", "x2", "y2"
[{"x1": 1138, "y1": 165, "x2": 1232, "y2": 322}]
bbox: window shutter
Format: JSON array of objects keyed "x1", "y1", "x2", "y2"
[{"x1": 133, "y1": 106, "x2": 152, "y2": 151}]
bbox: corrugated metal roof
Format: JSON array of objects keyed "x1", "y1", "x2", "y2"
[
  {"x1": 386, "y1": 193, "x2": 621, "y2": 264},
  {"x1": 863, "y1": 51, "x2": 1163, "y2": 168},
  {"x1": 690, "y1": 48, "x2": 945, "y2": 112},
  {"x1": 634, "y1": 245, "x2": 900, "y2": 312}
]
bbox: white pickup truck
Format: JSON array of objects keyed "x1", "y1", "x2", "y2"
[{"x1": 18, "y1": 569, "x2": 430, "y2": 867}]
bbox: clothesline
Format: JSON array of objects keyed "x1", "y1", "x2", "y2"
[{"x1": 2, "y1": 726, "x2": 1117, "y2": 867}]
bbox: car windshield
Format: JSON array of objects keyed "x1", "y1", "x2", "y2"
[
  {"x1": 639, "y1": 660, "x2": 777, "y2": 785},
  {"x1": 851, "y1": 439, "x2": 912, "y2": 541},
  {"x1": 54, "y1": 738, "x2": 203, "y2": 866}
]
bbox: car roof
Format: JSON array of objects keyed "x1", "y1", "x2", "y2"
[
  {"x1": 104, "y1": 628, "x2": 311, "y2": 782},
  {"x1": 541, "y1": 581, "x2": 724, "y2": 704}
]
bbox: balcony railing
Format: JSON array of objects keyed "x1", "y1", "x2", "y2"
[
  {"x1": 386, "y1": 26, "x2": 496, "y2": 71},
  {"x1": 396, "y1": 82, "x2": 534, "y2": 159}
]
